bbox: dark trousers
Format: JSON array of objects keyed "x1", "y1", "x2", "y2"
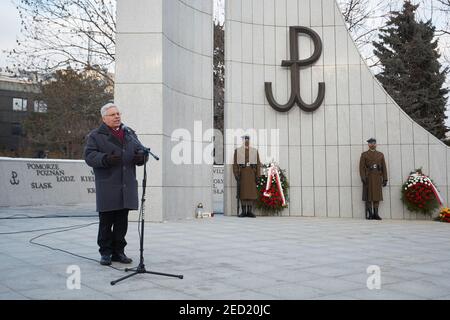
[
  {"x1": 98, "y1": 209, "x2": 129, "y2": 256},
  {"x1": 366, "y1": 201, "x2": 380, "y2": 209}
]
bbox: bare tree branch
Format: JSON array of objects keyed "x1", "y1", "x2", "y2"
[{"x1": 9, "y1": 0, "x2": 116, "y2": 81}]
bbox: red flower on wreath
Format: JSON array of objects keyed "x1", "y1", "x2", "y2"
[
  {"x1": 256, "y1": 165, "x2": 289, "y2": 213},
  {"x1": 401, "y1": 170, "x2": 440, "y2": 215}
]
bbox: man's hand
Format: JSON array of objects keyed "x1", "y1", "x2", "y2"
[
  {"x1": 104, "y1": 153, "x2": 122, "y2": 167},
  {"x1": 133, "y1": 151, "x2": 147, "y2": 165},
  {"x1": 361, "y1": 177, "x2": 367, "y2": 185},
  {"x1": 383, "y1": 180, "x2": 388, "y2": 187}
]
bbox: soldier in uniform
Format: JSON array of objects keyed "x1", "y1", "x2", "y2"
[
  {"x1": 233, "y1": 135, "x2": 261, "y2": 218},
  {"x1": 359, "y1": 138, "x2": 388, "y2": 220}
]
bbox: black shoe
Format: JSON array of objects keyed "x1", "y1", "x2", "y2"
[
  {"x1": 247, "y1": 212, "x2": 256, "y2": 218},
  {"x1": 100, "y1": 255, "x2": 112, "y2": 266},
  {"x1": 246, "y1": 206, "x2": 256, "y2": 218},
  {"x1": 366, "y1": 204, "x2": 373, "y2": 220},
  {"x1": 373, "y1": 208, "x2": 382, "y2": 220},
  {"x1": 238, "y1": 205, "x2": 246, "y2": 218},
  {"x1": 112, "y1": 253, "x2": 133, "y2": 264}
]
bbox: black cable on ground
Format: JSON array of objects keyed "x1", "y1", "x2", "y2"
[
  {"x1": 0, "y1": 224, "x2": 94, "y2": 235},
  {"x1": 28, "y1": 222, "x2": 126, "y2": 272},
  {"x1": 0, "y1": 216, "x2": 127, "y2": 272},
  {"x1": 0, "y1": 214, "x2": 98, "y2": 220},
  {"x1": 29, "y1": 222, "x2": 100, "y2": 264}
]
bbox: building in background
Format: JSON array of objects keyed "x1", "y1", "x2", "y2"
[{"x1": 0, "y1": 74, "x2": 42, "y2": 156}]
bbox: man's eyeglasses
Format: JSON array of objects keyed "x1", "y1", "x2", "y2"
[{"x1": 106, "y1": 112, "x2": 121, "y2": 117}]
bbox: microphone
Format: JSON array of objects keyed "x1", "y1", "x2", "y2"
[
  {"x1": 121, "y1": 124, "x2": 132, "y2": 134},
  {"x1": 122, "y1": 124, "x2": 159, "y2": 161}
]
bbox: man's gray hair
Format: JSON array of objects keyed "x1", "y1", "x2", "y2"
[{"x1": 100, "y1": 102, "x2": 119, "y2": 116}]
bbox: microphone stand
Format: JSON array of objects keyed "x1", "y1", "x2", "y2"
[{"x1": 111, "y1": 133, "x2": 183, "y2": 285}]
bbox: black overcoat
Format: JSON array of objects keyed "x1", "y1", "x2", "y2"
[{"x1": 84, "y1": 123, "x2": 145, "y2": 212}]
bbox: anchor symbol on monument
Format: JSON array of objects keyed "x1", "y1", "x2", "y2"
[
  {"x1": 265, "y1": 26, "x2": 326, "y2": 113},
  {"x1": 10, "y1": 171, "x2": 19, "y2": 185}
]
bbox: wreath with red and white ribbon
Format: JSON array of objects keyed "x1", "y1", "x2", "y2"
[
  {"x1": 256, "y1": 163, "x2": 289, "y2": 214},
  {"x1": 401, "y1": 168, "x2": 443, "y2": 214}
]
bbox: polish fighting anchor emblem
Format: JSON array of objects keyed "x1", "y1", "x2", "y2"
[
  {"x1": 265, "y1": 26, "x2": 326, "y2": 113},
  {"x1": 10, "y1": 171, "x2": 19, "y2": 185}
]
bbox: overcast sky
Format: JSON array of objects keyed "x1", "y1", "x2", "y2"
[
  {"x1": 0, "y1": 0, "x2": 448, "y2": 69},
  {"x1": 0, "y1": 0, "x2": 20, "y2": 70},
  {"x1": 0, "y1": 0, "x2": 448, "y2": 121},
  {"x1": 0, "y1": 0, "x2": 223, "y2": 69}
]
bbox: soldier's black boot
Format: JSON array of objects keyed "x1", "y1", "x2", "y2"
[
  {"x1": 365, "y1": 203, "x2": 373, "y2": 220},
  {"x1": 373, "y1": 207, "x2": 382, "y2": 220},
  {"x1": 246, "y1": 205, "x2": 256, "y2": 218},
  {"x1": 238, "y1": 205, "x2": 246, "y2": 218}
]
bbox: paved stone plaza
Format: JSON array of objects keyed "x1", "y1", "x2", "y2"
[{"x1": 1, "y1": 205, "x2": 450, "y2": 300}]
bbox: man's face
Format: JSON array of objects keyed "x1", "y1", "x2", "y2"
[
  {"x1": 368, "y1": 143, "x2": 377, "y2": 150},
  {"x1": 102, "y1": 106, "x2": 121, "y2": 129},
  {"x1": 244, "y1": 139, "x2": 250, "y2": 147}
]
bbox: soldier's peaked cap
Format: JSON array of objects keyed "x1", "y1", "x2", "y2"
[{"x1": 367, "y1": 138, "x2": 377, "y2": 143}]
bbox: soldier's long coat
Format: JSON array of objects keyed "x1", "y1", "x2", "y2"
[
  {"x1": 359, "y1": 150, "x2": 388, "y2": 202},
  {"x1": 233, "y1": 146, "x2": 261, "y2": 200}
]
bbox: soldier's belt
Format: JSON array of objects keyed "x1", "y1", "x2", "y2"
[
  {"x1": 238, "y1": 163, "x2": 256, "y2": 168},
  {"x1": 367, "y1": 164, "x2": 381, "y2": 171}
]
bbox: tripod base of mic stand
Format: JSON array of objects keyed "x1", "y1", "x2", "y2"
[{"x1": 110, "y1": 263, "x2": 183, "y2": 286}]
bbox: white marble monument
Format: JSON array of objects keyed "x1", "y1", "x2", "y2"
[
  {"x1": 116, "y1": 0, "x2": 450, "y2": 221},
  {"x1": 223, "y1": 0, "x2": 450, "y2": 219},
  {"x1": 115, "y1": 0, "x2": 214, "y2": 221},
  {"x1": 0, "y1": 158, "x2": 95, "y2": 207}
]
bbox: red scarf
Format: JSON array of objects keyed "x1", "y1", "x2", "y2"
[{"x1": 109, "y1": 125, "x2": 125, "y2": 143}]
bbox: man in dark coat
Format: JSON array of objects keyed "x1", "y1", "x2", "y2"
[
  {"x1": 359, "y1": 138, "x2": 388, "y2": 220},
  {"x1": 84, "y1": 103, "x2": 147, "y2": 266},
  {"x1": 233, "y1": 135, "x2": 261, "y2": 218}
]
